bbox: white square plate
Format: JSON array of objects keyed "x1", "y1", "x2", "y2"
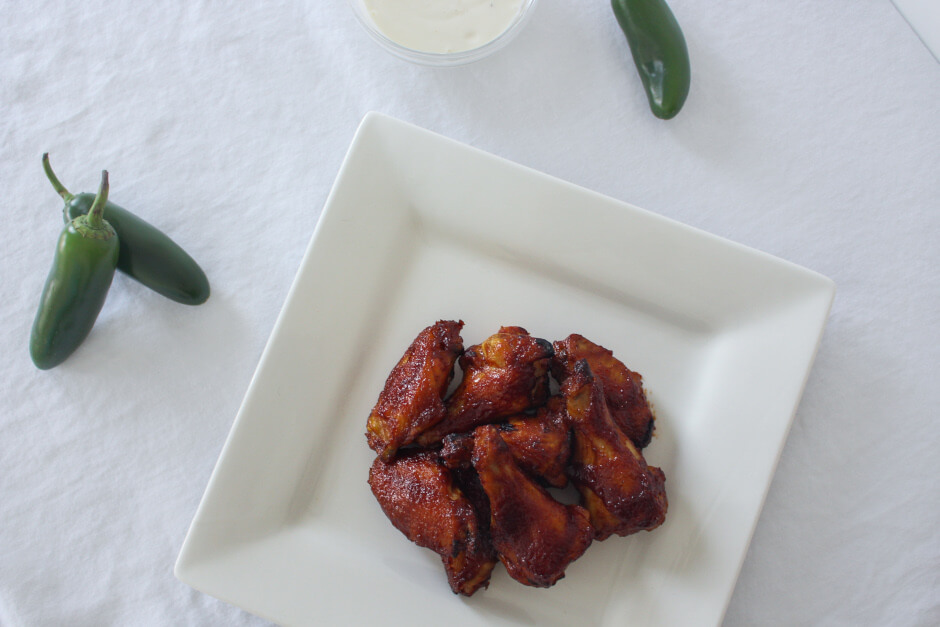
[{"x1": 175, "y1": 113, "x2": 834, "y2": 626}]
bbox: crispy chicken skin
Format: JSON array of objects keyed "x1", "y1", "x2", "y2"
[
  {"x1": 562, "y1": 360, "x2": 667, "y2": 541},
  {"x1": 366, "y1": 320, "x2": 464, "y2": 461},
  {"x1": 368, "y1": 451, "x2": 496, "y2": 596},
  {"x1": 472, "y1": 426, "x2": 593, "y2": 588},
  {"x1": 439, "y1": 397, "x2": 570, "y2": 489},
  {"x1": 553, "y1": 333, "x2": 655, "y2": 449},
  {"x1": 418, "y1": 326, "x2": 553, "y2": 445}
]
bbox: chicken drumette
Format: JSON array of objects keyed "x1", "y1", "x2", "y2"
[
  {"x1": 418, "y1": 326, "x2": 553, "y2": 445},
  {"x1": 553, "y1": 333, "x2": 655, "y2": 449},
  {"x1": 562, "y1": 360, "x2": 667, "y2": 540},
  {"x1": 366, "y1": 320, "x2": 464, "y2": 461},
  {"x1": 472, "y1": 426, "x2": 593, "y2": 588},
  {"x1": 368, "y1": 451, "x2": 496, "y2": 595}
]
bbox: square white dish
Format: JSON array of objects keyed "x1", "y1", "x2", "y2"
[{"x1": 175, "y1": 112, "x2": 834, "y2": 626}]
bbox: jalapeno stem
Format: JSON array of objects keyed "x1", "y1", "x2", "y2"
[
  {"x1": 42, "y1": 153, "x2": 74, "y2": 202},
  {"x1": 85, "y1": 171, "x2": 109, "y2": 228}
]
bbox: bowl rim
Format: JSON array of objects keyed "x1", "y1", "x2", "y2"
[{"x1": 347, "y1": 0, "x2": 540, "y2": 66}]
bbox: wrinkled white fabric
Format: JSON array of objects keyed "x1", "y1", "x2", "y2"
[{"x1": 1, "y1": 1, "x2": 937, "y2": 625}]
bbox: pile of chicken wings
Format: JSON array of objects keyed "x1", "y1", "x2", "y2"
[{"x1": 366, "y1": 320, "x2": 667, "y2": 595}]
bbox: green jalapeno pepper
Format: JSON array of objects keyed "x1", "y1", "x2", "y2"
[
  {"x1": 611, "y1": 0, "x2": 691, "y2": 120},
  {"x1": 30, "y1": 171, "x2": 119, "y2": 370},
  {"x1": 43, "y1": 154, "x2": 210, "y2": 305}
]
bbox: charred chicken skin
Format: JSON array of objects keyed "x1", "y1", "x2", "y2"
[
  {"x1": 366, "y1": 320, "x2": 464, "y2": 461},
  {"x1": 472, "y1": 426, "x2": 593, "y2": 588},
  {"x1": 438, "y1": 431, "x2": 475, "y2": 469},
  {"x1": 562, "y1": 360, "x2": 667, "y2": 540},
  {"x1": 368, "y1": 451, "x2": 496, "y2": 595},
  {"x1": 418, "y1": 326, "x2": 553, "y2": 445},
  {"x1": 552, "y1": 333, "x2": 655, "y2": 449}
]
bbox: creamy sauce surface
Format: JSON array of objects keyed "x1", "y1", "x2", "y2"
[{"x1": 363, "y1": 0, "x2": 524, "y2": 54}]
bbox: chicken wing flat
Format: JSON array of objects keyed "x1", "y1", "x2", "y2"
[
  {"x1": 417, "y1": 326, "x2": 553, "y2": 445},
  {"x1": 368, "y1": 451, "x2": 496, "y2": 595},
  {"x1": 472, "y1": 426, "x2": 593, "y2": 588},
  {"x1": 562, "y1": 360, "x2": 667, "y2": 541},
  {"x1": 553, "y1": 333, "x2": 655, "y2": 449},
  {"x1": 439, "y1": 398, "x2": 570, "y2": 489},
  {"x1": 366, "y1": 320, "x2": 464, "y2": 461}
]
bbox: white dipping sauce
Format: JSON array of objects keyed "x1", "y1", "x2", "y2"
[{"x1": 363, "y1": 0, "x2": 524, "y2": 54}]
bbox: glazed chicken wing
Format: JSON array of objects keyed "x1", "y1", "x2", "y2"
[
  {"x1": 496, "y1": 398, "x2": 570, "y2": 488},
  {"x1": 472, "y1": 426, "x2": 593, "y2": 588},
  {"x1": 439, "y1": 397, "x2": 570, "y2": 488},
  {"x1": 366, "y1": 320, "x2": 464, "y2": 461},
  {"x1": 418, "y1": 326, "x2": 553, "y2": 445},
  {"x1": 562, "y1": 360, "x2": 667, "y2": 540},
  {"x1": 368, "y1": 451, "x2": 496, "y2": 595},
  {"x1": 553, "y1": 333, "x2": 655, "y2": 449}
]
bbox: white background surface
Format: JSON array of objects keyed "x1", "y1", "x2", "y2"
[
  {"x1": 894, "y1": 0, "x2": 940, "y2": 62},
  {"x1": 1, "y1": 1, "x2": 937, "y2": 626}
]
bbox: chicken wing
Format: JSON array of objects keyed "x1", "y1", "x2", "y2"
[
  {"x1": 553, "y1": 333, "x2": 655, "y2": 449},
  {"x1": 418, "y1": 326, "x2": 553, "y2": 445},
  {"x1": 366, "y1": 320, "x2": 464, "y2": 461},
  {"x1": 496, "y1": 398, "x2": 570, "y2": 488},
  {"x1": 439, "y1": 397, "x2": 570, "y2": 489},
  {"x1": 472, "y1": 425, "x2": 594, "y2": 588},
  {"x1": 562, "y1": 360, "x2": 667, "y2": 540},
  {"x1": 368, "y1": 451, "x2": 496, "y2": 595}
]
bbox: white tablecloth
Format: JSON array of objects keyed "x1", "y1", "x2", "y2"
[{"x1": 2, "y1": 2, "x2": 937, "y2": 625}]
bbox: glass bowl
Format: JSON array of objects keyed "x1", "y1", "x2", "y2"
[{"x1": 347, "y1": 0, "x2": 539, "y2": 67}]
